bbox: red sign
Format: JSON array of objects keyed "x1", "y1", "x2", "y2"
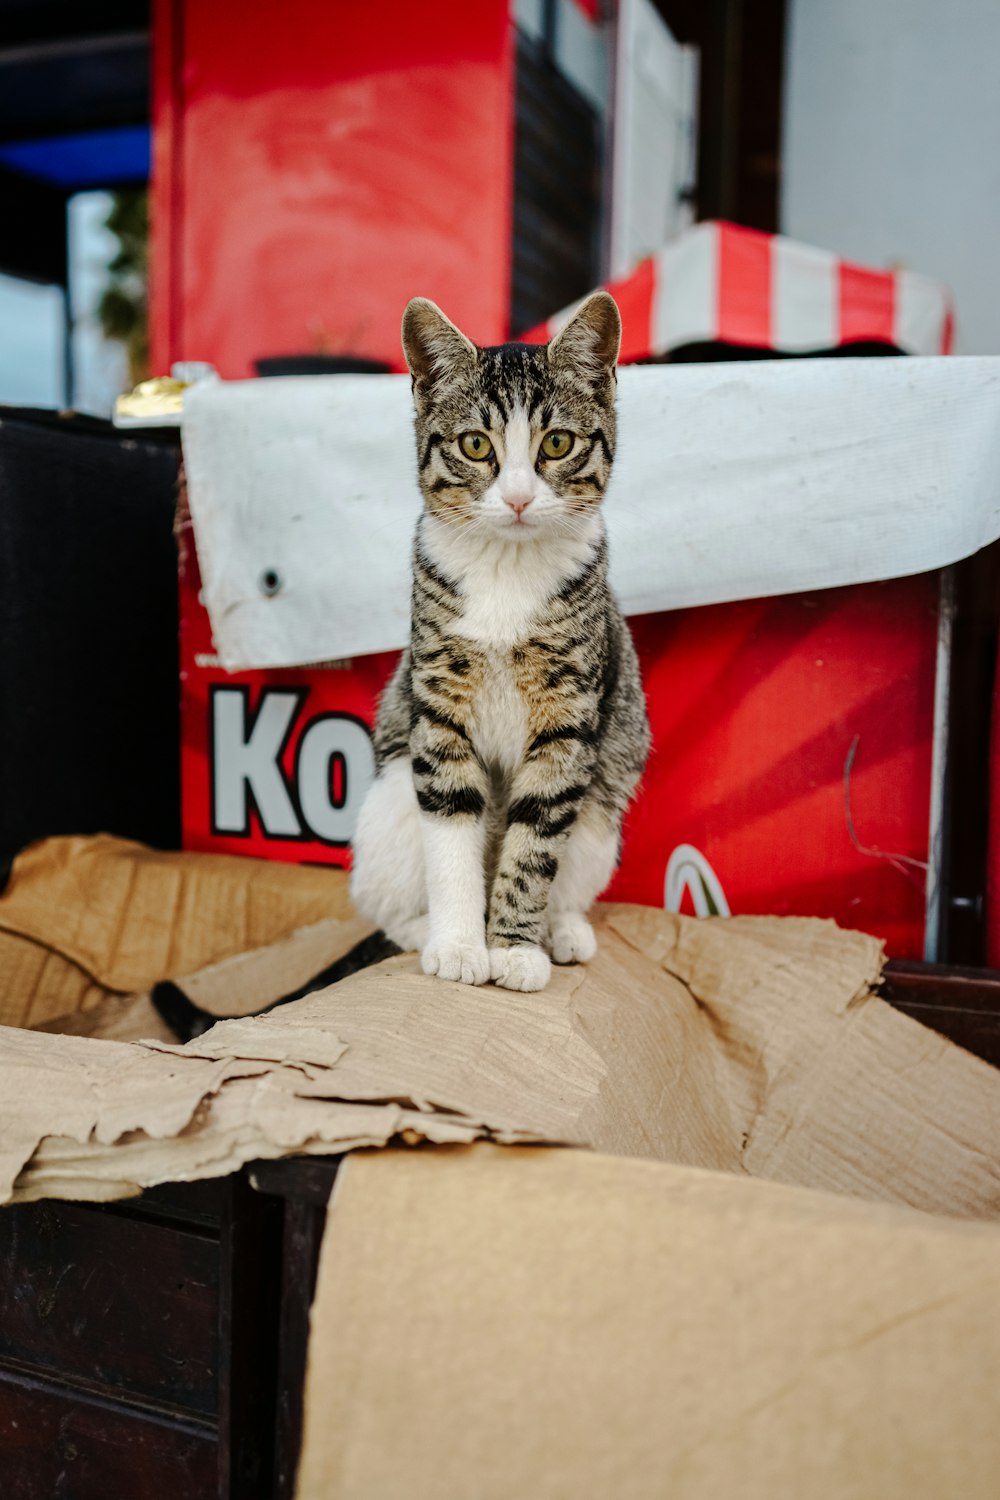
[{"x1": 181, "y1": 517, "x2": 938, "y2": 958}]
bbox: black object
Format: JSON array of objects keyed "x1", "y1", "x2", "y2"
[
  {"x1": 510, "y1": 26, "x2": 602, "y2": 336},
  {"x1": 667, "y1": 340, "x2": 906, "y2": 362},
  {"x1": 0, "y1": 406, "x2": 182, "y2": 863},
  {"x1": 152, "y1": 929, "x2": 402, "y2": 1042},
  {"x1": 253, "y1": 355, "x2": 391, "y2": 377}
]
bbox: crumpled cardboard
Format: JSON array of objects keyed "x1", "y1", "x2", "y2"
[
  {"x1": 4, "y1": 841, "x2": 1000, "y2": 1496},
  {"x1": 3, "y1": 895, "x2": 999, "y2": 1216},
  {"x1": 0, "y1": 834, "x2": 360, "y2": 1032},
  {"x1": 295, "y1": 1146, "x2": 1000, "y2": 1500}
]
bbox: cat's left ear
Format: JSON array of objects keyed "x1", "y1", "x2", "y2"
[
  {"x1": 547, "y1": 291, "x2": 621, "y2": 384},
  {"x1": 401, "y1": 298, "x2": 477, "y2": 399}
]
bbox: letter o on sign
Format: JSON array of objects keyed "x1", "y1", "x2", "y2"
[{"x1": 297, "y1": 715, "x2": 375, "y2": 845}]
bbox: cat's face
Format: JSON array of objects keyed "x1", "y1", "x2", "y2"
[{"x1": 401, "y1": 292, "x2": 620, "y2": 542}]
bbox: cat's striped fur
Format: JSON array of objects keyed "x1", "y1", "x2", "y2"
[{"x1": 350, "y1": 292, "x2": 650, "y2": 991}]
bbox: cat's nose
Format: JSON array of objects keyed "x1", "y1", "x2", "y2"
[{"x1": 504, "y1": 495, "x2": 533, "y2": 517}]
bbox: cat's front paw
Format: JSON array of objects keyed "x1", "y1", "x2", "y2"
[
  {"x1": 488, "y1": 944, "x2": 551, "y2": 993},
  {"x1": 421, "y1": 940, "x2": 491, "y2": 986},
  {"x1": 549, "y1": 914, "x2": 597, "y2": 965}
]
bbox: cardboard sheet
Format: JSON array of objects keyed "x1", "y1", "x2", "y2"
[
  {"x1": 4, "y1": 903, "x2": 999, "y2": 1217},
  {"x1": 296, "y1": 1146, "x2": 1000, "y2": 1500},
  {"x1": 181, "y1": 358, "x2": 1000, "y2": 670},
  {"x1": 0, "y1": 834, "x2": 354, "y2": 1031}
]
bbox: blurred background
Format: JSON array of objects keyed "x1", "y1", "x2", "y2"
[
  {"x1": 2, "y1": 0, "x2": 998, "y2": 412},
  {"x1": 2, "y1": 0, "x2": 999, "y2": 974}
]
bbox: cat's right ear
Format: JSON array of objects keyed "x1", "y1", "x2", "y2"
[{"x1": 401, "y1": 298, "x2": 477, "y2": 399}]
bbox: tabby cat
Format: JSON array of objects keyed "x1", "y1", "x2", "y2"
[{"x1": 350, "y1": 291, "x2": 650, "y2": 992}]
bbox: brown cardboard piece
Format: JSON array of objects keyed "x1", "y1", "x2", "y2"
[
  {"x1": 295, "y1": 1146, "x2": 1000, "y2": 1500},
  {"x1": 3, "y1": 890, "x2": 999, "y2": 1217},
  {"x1": 0, "y1": 834, "x2": 361, "y2": 1031}
]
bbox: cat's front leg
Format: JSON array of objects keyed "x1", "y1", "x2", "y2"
[
  {"x1": 486, "y1": 721, "x2": 597, "y2": 992},
  {"x1": 411, "y1": 697, "x2": 491, "y2": 986}
]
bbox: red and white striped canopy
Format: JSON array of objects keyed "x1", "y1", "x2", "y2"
[{"x1": 524, "y1": 220, "x2": 955, "y2": 360}]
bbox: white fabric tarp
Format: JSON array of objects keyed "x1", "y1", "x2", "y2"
[{"x1": 181, "y1": 357, "x2": 1000, "y2": 672}]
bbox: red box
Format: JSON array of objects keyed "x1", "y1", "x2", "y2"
[{"x1": 180, "y1": 514, "x2": 939, "y2": 960}]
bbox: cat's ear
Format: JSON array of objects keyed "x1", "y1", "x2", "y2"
[
  {"x1": 547, "y1": 291, "x2": 621, "y2": 383},
  {"x1": 401, "y1": 298, "x2": 477, "y2": 396}
]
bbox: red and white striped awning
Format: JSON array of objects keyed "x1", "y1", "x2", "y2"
[{"x1": 523, "y1": 220, "x2": 955, "y2": 360}]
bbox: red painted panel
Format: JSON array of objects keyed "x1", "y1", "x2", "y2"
[
  {"x1": 608, "y1": 255, "x2": 655, "y2": 364},
  {"x1": 151, "y1": 0, "x2": 514, "y2": 375},
  {"x1": 942, "y1": 302, "x2": 956, "y2": 355},
  {"x1": 716, "y1": 221, "x2": 772, "y2": 347},
  {"x1": 516, "y1": 258, "x2": 654, "y2": 365},
  {"x1": 613, "y1": 580, "x2": 937, "y2": 957},
  {"x1": 838, "y1": 262, "x2": 896, "y2": 346}
]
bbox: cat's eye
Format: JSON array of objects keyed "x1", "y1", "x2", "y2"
[
  {"x1": 540, "y1": 429, "x2": 575, "y2": 460},
  {"x1": 459, "y1": 431, "x2": 494, "y2": 461}
]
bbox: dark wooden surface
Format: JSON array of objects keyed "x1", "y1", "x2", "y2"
[
  {"x1": 271, "y1": 1193, "x2": 332, "y2": 1500},
  {"x1": 0, "y1": 1200, "x2": 219, "y2": 1416},
  {"x1": 0, "y1": 1372, "x2": 217, "y2": 1498},
  {"x1": 217, "y1": 1172, "x2": 285, "y2": 1498}
]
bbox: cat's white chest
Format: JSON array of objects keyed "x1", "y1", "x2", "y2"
[
  {"x1": 454, "y1": 551, "x2": 552, "y2": 647},
  {"x1": 421, "y1": 514, "x2": 604, "y2": 650},
  {"x1": 472, "y1": 651, "x2": 527, "y2": 775}
]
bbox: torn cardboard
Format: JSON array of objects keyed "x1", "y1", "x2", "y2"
[
  {"x1": 0, "y1": 834, "x2": 360, "y2": 1031},
  {"x1": 296, "y1": 1146, "x2": 1000, "y2": 1500},
  {"x1": 4, "y1": 902, "x2": 999, "y2": 1218}
]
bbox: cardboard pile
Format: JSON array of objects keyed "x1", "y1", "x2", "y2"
[
  {"x1": 2, "y1": 836, "x2": 999, "y2": 1495},
  {"x1": 0, "y1": 833, "x2": 370, "y2": 1040},
  {"x1": 1, "y1": 836, "x2": 998, "y2": 1217}
]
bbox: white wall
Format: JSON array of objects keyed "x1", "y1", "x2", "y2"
[{"x1": 782, "y1": 0, "x2": 1000, "y2": 353}]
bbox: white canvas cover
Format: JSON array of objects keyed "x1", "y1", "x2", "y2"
[{"x1": 181, "y1": 357, "x2": 1000, "y2": 672}]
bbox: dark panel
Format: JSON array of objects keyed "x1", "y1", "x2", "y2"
[
  {"x1": 273, "y1": 1195, "x2": 330, "y2": 1500},
  {"x1": 104, "y1": 1178, "x2": 225, "y2": 1231},
  {"x1": 0, "y1": 1199, "x2": 218, "y2": 1416},
  {"x1": 730, "y1": 0, "x2": 786, "y2": 231},
  {"x1": 667, "y1": 341, "x2": 904, "y2": 362},
  {"x1": 247, "y1": 1157, "x2": 341, "y2": 1496},
  {"x1": 0, "y1": 3, "x2": 148, "y2": 49},
  {"x1": 882, "y1": 960, "x2": 1000, "y2": 1069},
  {"x1": 511, "y1": 30, "x2": 602, "y2": 334},
  {"x1": 0, "y1": 1371, "x2": 216, "y2": 1500},
  {"x1": 251, "y1": 1155, "x2": 344, "y2": 1208},
  {"x1": 0, "y1": 33, "x2": 149, "y2": 143},
  {"x1": 654, "y1": 0, "x2": 787, "y2": 232},
  {"x1": 939, "y1": 545, "x2": 1000, "y2": 965},
  {"x1": 218, "y1": 1173, "x2": 285, "y2": 1500},
  {"x1": 0, "y1": 165, "x2": 66, "y2": 284},
  {"x1": 0, "y1": 410, "x2": 181, "y2": 861}
]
